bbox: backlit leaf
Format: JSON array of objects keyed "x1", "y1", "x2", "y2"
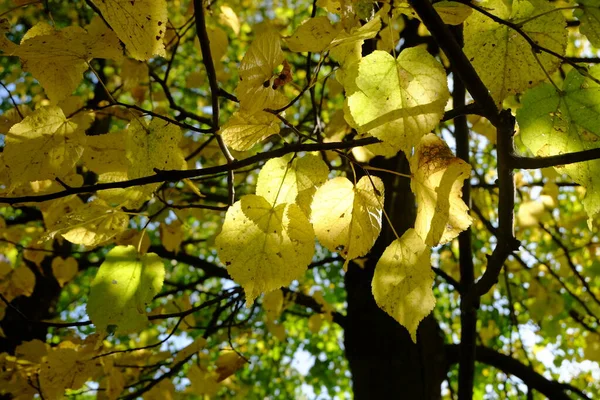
[
  {"x1": 464, "y1": 0, "x2": 567, "y2": 105},
  {"x1": 517, "y1": 65, "x2": 600, "y2": 226},
  {"x1": 411, "y1": 134, "x2": 472, "y2": 246},
  {"x1": 372, "y1": 229, "x2": 435, "y2": 343},
  {"x1": 256, "y1": 153, "x2": 329, "y2": 216},
  {"x1": 220, "y1": 110, "x2": 281, "y2": 151},
  {"x1": 286, "y1": 16, "x2": 341, "y2": 52},
  {"x1": 90, "y1": 0, "x2": 167, "y2": 60},
  {"x1": 8, "y1": 18, "x2": 122, "y2": 102},
  {"x1": 311, "y1": 176, "x2": 384, "y2": 267},
  {"x1": 87, "y1": 245, "x2": 165, "y2": 333},
  {"x1": 51, "y1": 256, "x2": 78, "y2": 287},
  {"x1": 575, "y1": 0, "x2": 600, "y2": 48},
  {"x1": 346, "y1": 47, "x2": 449, "y2": 155},
  {"x1": 3, "y1": 105, "x2": 83, "y2": 189},
  {"x1": 235, "y1": 30, "x2": 288, "y2": 112},
  {"x1": 215, "y1": 195, "x2": 315, "y2": 306}
]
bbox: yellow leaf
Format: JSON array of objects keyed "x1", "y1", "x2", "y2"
[
  {"x1": 187, "y1": 365, "x2": 220, "y2": 396},
  {"x1": 311, "y1": 176, "x2": 384, "y2": 267},
  {"x1": 160, "y1": 220, "x2": 183, "y2": 253},
  {"x1": 346, "y1": 47, "x2": 449, "y2": 155},
  {"x1": 51, "y1": 256, "x2": 78, "y2": 287},
  {"x1": 126, "y1": 118, "x2": 187, "y2": 206},
  {"x1": 516, "y1": 200, "x2": 548, "y2": 228},
  {"x1": 266, "y1": 320, "x2": 287, "y2": 341},
  {"x1": 5, "y1": 264, "x2": 36, "y2": 301},
  {"x1": 40, "y1": 346, "x2": 100, "y2": 400},
  {"x1": 3, "y1": 105, "x2": 83, "y2": 189},
  {"x1": 372, "y1": 229, "x2": 435, "y2": 343},
  {"x1": 235, "y1": 30, "x2": 288, "y2": 112},
  {"x1": 263, "y1": 289, "x2": 284, "y2": 322},
  {"x1": 87, "y1": 245, "x2": 165, "y2": 334},
  {"x1": 256, "y1": 154, "x2": 329, "y2": 217},
  {"x1": 308, "y1": 313, "x2": 323, "y2": 333},
  {"x1": 464, "y1": 0, "x2": 567, "y2": 105},
  {"x1": 219, "y1": 5, "x2": 240, "y2": 35},
  {"x1": 9, "y1": 18, "x2": 122, "y2": 102},
  {"x1": 286, "y1": 16, "x2": 341, "y2": 52},
  {"x1": 15, "y1": 339, "x2": 48, "y2": 363},
  {"x1": 220, "y1": 110, "x2": 281, "y2": 151},
  {"x1": 411, "y1": 134, "x2": 472, "y2": 246},
  {"x1": 215, "y1": 195, "x2": 315, "y2": 306},
  {"x1": 121, "y1": 58, "x2": 148, "y2": 91},
  {"x1": 0, "y1": 105, "x2": 31, "y2": 134},
  {"x1": 215, "y1": 351, "x2": 247, "y2": 382},
  {"x1": 44, "y1": 199, "x2": 129, "y2": 247},
  {"x1": 90, "y1": 0, "x2": 167, "y2": 60},
  {"x1": 432, "y1": 1, "x2": 472, "y2": 25},
  {"x1": 143, "y1": 378, "x2": 175, "y2": 400},
  {"x1": 81, "y1": 131, "x2": 128, "y2": 175},
  {"x1": 584, "y1": 333, "x2": 600, "y2": 362}
]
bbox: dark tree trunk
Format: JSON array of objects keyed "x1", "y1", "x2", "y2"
[{"x1": 344, "y1": 154, "x2": 447, "y2": 399}]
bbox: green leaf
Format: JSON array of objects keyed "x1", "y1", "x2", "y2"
[
  {"x1": 463, "y1": 0, "x2": 567, "y2": 105},
  {"x1": 575, "y1": 0, "x2": 600, "y2": 48},
  {"x1": 215, "y1": 195, "x2": 315, "y2": 306},
  {"x1": 345, "y1": 47, "x2": 449, "y2": 155},
  {"x1": 372, "y1": 229, "x2": 435, "y2": 343},
  {"x1": 517, "y1": 65, "x2": 600, "y2": 227},
  {"x1": 87, "y1": 245, "x2": 165, "y2": 333}
]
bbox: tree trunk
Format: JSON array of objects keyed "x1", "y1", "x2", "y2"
[{"x1": 344, "y1": 154, "x2": 447, "y2": 399}]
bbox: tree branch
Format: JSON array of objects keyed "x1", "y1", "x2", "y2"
[
  {"x1": 0, "y1": 137, "x2": 380, "y2": 205},
  {"x1": 445, "y1": 344, "x2": 588, "y2": 400}
]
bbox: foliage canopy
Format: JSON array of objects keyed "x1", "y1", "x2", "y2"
[{"x1": 0, "y1": 0, "x2": 600, "y2": 399}]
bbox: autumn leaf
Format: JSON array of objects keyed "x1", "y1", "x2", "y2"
[
  {"x1": 411, "y1": 134, "x2": 472, "y2": 246},
  {"x1": 220, "y1": 110, "x2": 281, "y2": 151},
  {"x1": 87, "y1": 245, "x2": 165, "y2": 334},
  {"x1": 463, "y1": 0, "x2": 567, "y2": 105},
  {"x1": 372, "y1": 229, "x2": 435, "y2": 343},
  {"x1": 3, "y1": 105, "x2": 83, "y2": 189},
  {"x1": 346, "y1": 47, "x2": 449, "y2": 155},
  {"x1": 90, "y1": 0, "x2": 167, "y2": 60},
  {"x1": 215, "y1": 195, "x2": 315, "y2": 306},
  {"x1": 311, "y1": 176, "x2": 384, "y2": 268}
]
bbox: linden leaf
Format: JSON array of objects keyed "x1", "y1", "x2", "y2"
[
  {"x1": 256, "y1": 154, "x2": 329, "y2": 217},
  {"x1": 187, "y1": 365, "x2": 220, "y2": 396},
  {"x1": 235, "y1": 30, "x2": 288, "y2": 112},
  {"x1": 372, "y1": 228, "x2": 435, "y2": 343},
  {"x1": 173, "y1": 336, "x2": 207, "y2": 365},
  {"x1": 126, "y1": 118, "x2": 187, "y2": 206},
  {"x1": 220, "y1": 110, "x2": 281, "y2": 151},
  {"x1": 433, "y1": 1, "x2": 473, "y2": 25},
  {"x1": 346, "y1": 47, "x2": 449, "y2": 155},
  {"x1": 8, "y1": 18, "x2": 122, "y2": 102},
  {"x1": 286, "y1": 16, "x2": 342, "y2": 52},
  {"x1": 263, "y1": 289, "x2": 284, "y2": 322},
  {"x1": 219, "y1": 5, "x2": 240, "y2": 35},
  {"x1": 3, "y1": 105, "x2": 84, "y2": 189},
  {"x1": 215, "y1": 195, "x2": 315, "y2": 306},
  {"x1": 411, "y1": 134, "x2": 472, "y2": 246},
  {"x1": 575, "y1": 0, "x2": 600, "y2": 48},
  {"x1": 311, "y1": 176, "x2": 384, "y2": 267},
  {"x1": 81, "y1": 131, "x2": 128, "y2": 175},
  {"x1": 1, "y1": 264, "x2": 35, "y2": 301},
  {"x1": 463, "y1": 0, "x2": 567, "y2": 105},
  {"x1": 45, "y1": 199, "x2": 129, "y2": 247},
  {"x1": 215, "y1": 351, "x2": 248, "y2": 382},
  {"x1": 160, "y1": 220, "x2": 184, "y2": 253},
  {"x1": 40, "y1": 346, "x2": 99, "y2": 400},
  {"x1": 87, "y1": 245, "x2": 165, "y2": 334},
  {"x1": 51, "y1": 256, "x2": 78, "y2": 287},
  {"x1": 516, "y1": 65, "x2": 600, "y2": 227},
  {"x1": 90, "y1": 0, "x2": 167, "y2": 60}
]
